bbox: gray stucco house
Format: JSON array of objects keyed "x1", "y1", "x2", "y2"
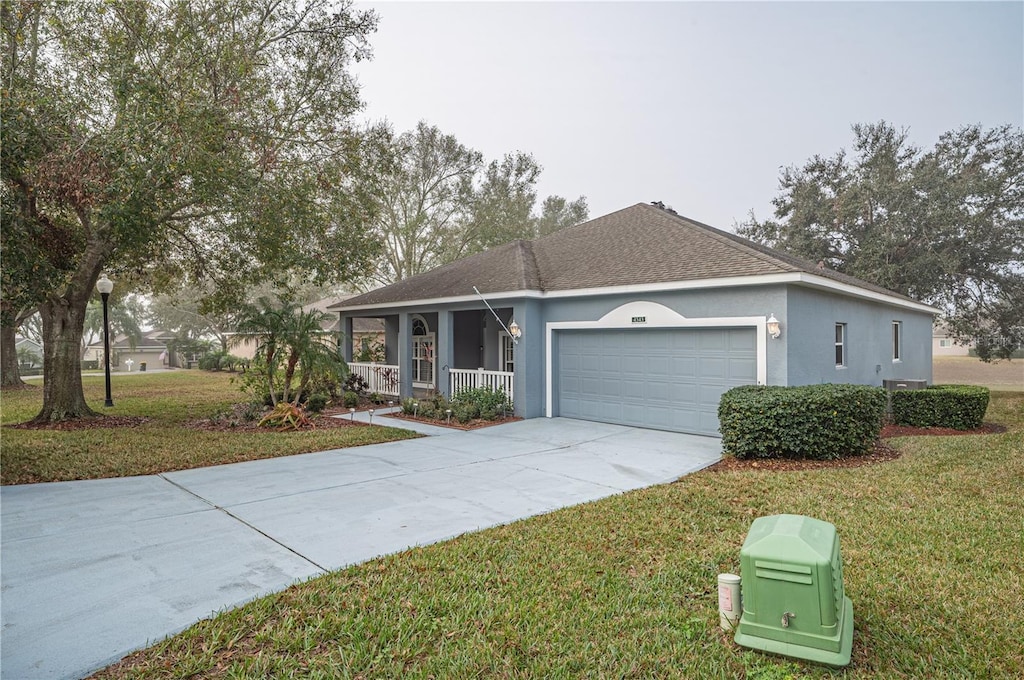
[{"x1": 331, "y1": 203, "x2": 936, "y2": 437}]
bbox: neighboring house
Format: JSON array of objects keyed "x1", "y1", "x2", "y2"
[
  {"x1": 331, "y1": 203, "x2": 936, "y2": 437},
  {"x1": 932, "y1": 322, "x2": 972, "y2": 357},
  {"x1": 85, "y1": 330, "x2": 178, "y2": 370},
  {"x1": 14, "y1": 336, "x2": 43, "y2": 369},
  {"x1": 226, "y1": 296, "x2": 385, "y2": 361}
]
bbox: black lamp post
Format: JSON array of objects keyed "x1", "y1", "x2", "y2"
[{"x1": 96, "y1": 273, "x2": 114, "y2": 407}]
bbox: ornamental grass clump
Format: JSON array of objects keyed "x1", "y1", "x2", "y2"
[{"x1": 718, "y1": 384, "x2": 886, "y2": 460}]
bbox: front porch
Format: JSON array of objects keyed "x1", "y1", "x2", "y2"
[{"x1": 342, "y1": 308, "x2": 517, "y2": 406}]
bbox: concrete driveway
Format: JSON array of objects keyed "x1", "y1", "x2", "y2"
[{"x1": 1, "y1": 416, "x2": 721, "y2": 680}]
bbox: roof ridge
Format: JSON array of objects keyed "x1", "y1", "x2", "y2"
[{"x1": 515, "y1": 239, "x2": 543, "y2": 290}]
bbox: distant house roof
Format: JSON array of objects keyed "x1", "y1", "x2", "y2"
[
  {"x1": 331, "y1": 203, "x2": 934, "y2": 312},
  {"x1": 14, "y1": 336, "x2": 42, "y2": 353},
  {"x1": 305, "y1": 296, "x2": 385, "y2": 333},
  {"x1": 85, "y1": 329, "x2": 174, "y2": 351}
]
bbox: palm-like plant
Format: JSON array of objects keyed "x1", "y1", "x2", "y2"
[{"x1": 233, "y1": 299, "x2": 345, "y2": 409}]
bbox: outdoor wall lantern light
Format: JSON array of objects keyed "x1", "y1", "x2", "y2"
[
  {"x1": 96, "y1": 274, "x2": 115, "y2": 407},
  {"x1": 508, "y1": 319, "x2": 522, "y2": 339},
  {"x1": 767, "y1": 314, "x2": 782, "y2": 339}
]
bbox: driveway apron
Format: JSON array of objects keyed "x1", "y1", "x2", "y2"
[{"x1": 1, "y1": 416, "x2": 721, "y2": 680}]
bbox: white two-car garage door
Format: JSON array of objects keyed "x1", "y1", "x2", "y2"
[{"x1": 557, "y1": 327, "x2": 758, "y2": 436}]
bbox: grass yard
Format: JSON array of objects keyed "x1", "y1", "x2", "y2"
[
  {"x1": 933, "y1": 355, "x2": 1023, "y2": 391},
  {"x1": 91, "y1": 390, "x2": 1024, "y2": 679},
  {"x1": 0, "y1": 371, "x2": 419, "y2": 485}
]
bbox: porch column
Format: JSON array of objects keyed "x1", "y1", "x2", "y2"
[
  {"x1": 340, "y1": 315, "x2": 353, "y2": 362},
  {"x1": 398, "y1": 312, "x2": 413, "y2": 398},
  {"x1": 512, "y1": 299, "x2": 544, "y2": 418},
  {"x1": 436, "y1": 309, "x2": 454, "y2": 398}
]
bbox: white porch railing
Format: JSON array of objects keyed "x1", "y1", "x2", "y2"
[
  {"x1": 348, "y1": 362, "x2": 400, "y2": 397},
  {"x1": 449, "y1": 368, "x2": 514, "y2": 405}
]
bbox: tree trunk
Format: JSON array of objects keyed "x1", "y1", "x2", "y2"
[
  {"x1": 32, "y1": 294, "x2": 100, "y2": 423},
  {"x1": 0, "y1": 323, "x2": 26, "y2": 388}
]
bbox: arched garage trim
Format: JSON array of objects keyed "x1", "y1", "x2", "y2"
[{"x1": 544, "y1": 301, "x2": 768, "y2": 418}]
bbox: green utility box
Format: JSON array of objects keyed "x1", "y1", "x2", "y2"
[{"x1": 734, "y1": 514, "x2": 853, "y2": 667}]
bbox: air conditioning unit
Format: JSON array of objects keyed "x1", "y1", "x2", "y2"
[
  {"x1": 883, "y1": 378, "x2": 927, "y2": 390},
  {"x1": 734, "y1": 514, "x2": 854, "y2": 667}
]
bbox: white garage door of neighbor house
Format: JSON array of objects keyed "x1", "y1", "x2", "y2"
[{"x1": 557, "y1": 327, "x2": 758, "y2": 436}]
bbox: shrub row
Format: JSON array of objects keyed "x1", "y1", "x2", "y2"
[
  {"x1": 718, "y1": 384, "x2": 886, "y2": 460},
  {"x1": 402, "y1": 386, "x2": 511, "y2": 424},
  {"x1": 890, "y1": 385, "x2": 989, "y2": 430}
]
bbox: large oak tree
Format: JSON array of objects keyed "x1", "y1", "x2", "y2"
[
  {"x1": 1, "y1": 0, "x2": 381, "y2": 421},
  {"x1": 739, "y1": 122, "x2": 1023, "y2": 360},
  {"x1": 364, "y1": 121, "x2": 588, "y2": 287}
]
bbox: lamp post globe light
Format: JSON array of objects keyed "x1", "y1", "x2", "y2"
[{"x1": 96, "y1": 274, "x2": 114, "y2": 407}]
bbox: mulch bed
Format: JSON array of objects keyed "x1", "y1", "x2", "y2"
[
  {"x1": 706, "y1": 442, "x2": 903, "y2": 472},
  {"x1": 880, "y1": 422, "x2": 1006, "y2": 437},
  {"x1": 707, "y1": 421, "x2": 1004, "y2": 472},
  {"x1": 186, "y1": 415, "x2": 367, "y2": 432},
  {"x1": 8, "y1": 416, "x2": 152, "y2": 431},
  {"x1": 384, "y1": 412, "x2": 522, "y2": 431}
]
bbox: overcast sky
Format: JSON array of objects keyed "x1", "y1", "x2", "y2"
[{"x1": 352, "y1": 1, "x2": 1023, "y2": 231}]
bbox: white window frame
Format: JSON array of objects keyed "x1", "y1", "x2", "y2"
[
  {"x1": 892, "y1": 321, "x2": 902, "y2": 362},
  {"x1": 835, "y1": 323, "x2": 847, "y2": 368},
  {"x1": 499, "y1": 331, "x2": 515, "y2": 373},
  {"x1": 411, "y1": 314, "x2": 435, "y2": 389},
  {"x1": 939, "y1": 338, "x2": 952, "y2": 348}
]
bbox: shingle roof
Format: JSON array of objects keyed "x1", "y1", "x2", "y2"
[{"x1": 335, "y1": 203, "x2": 919, "y2": 308}]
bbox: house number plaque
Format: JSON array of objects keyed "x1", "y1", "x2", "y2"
[{"x1": 631, "y1": 316, "x2": 646, "y2": 323}]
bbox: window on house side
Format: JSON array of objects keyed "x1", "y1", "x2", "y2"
[
  {"x1": 835, "y1": 323, "x2": 846, "y2": 367},
  {"x1": 892, "y1": 321, "x2": 902, "y2": 361}
]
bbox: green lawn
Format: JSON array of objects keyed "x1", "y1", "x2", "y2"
[
  {"x1": 90, "y1": 390, "x2": 1024, "y2": 679},
  {"x1": 0, "y1": 371, "x2": 418, "y2": 485}
]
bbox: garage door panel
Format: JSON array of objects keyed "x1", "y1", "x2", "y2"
[
  {"x1": 621, "y1": 354, "x2": 645, "y2": 373},
  {"x1": 644, "y1": 355, "x2": 670, "y2": 374},
  {"x1": 601, "y1": 332, "x2": 624, "y2": 351},
  {"x1": 602, "y1": 377, "x2": 623, "y2": 395},
  {"x1": 647, "y1": 380, "x2": 676, "y2": 402},
  {"x1": 701, "y1": 329, "x2": 736, "y2": 350},
  {"x1": 698, "y1": 383, "x2": 730, "y2": 403},
  {"x1": 645, "y1": 405, "x2": 677, "y2": 430},
  {"x1": 729, "y1": 357, "x2": 758, "y2": 380},
  {"x1": 558, "y1": 327, "x2": 757, "y2": 436},
  {"x1": 698, "y1": 409, "x2": 721, "y2": 432},
  {"x1": 699, "y1": 357, "x2": 727, "y2": 379},
  {"x1": 621, "y1": 379, "x2": 646, "y2": 399},
  {"x1": 671, "y1": 332, "x2": 698, "y2": 351},
  {"x1": 645, "y1": 333, "x2": 671, "y2": 350},
  {"x1": 729, "y1": 331, "x2": 757, "y2": 351},
  {"x1": 672, "y1": 382, "x2": 699, "y2": 404},
  {"x1": 671, "y1": 356, "x2": 698, "y2": 378}
]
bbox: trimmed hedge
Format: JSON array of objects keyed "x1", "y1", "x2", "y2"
[
  {"x1": 890, "y1": 385, "x2": 989, "y2": 430},
  {"x1": 718, "y1": 384, "x2": 887, "y2": 460}
]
